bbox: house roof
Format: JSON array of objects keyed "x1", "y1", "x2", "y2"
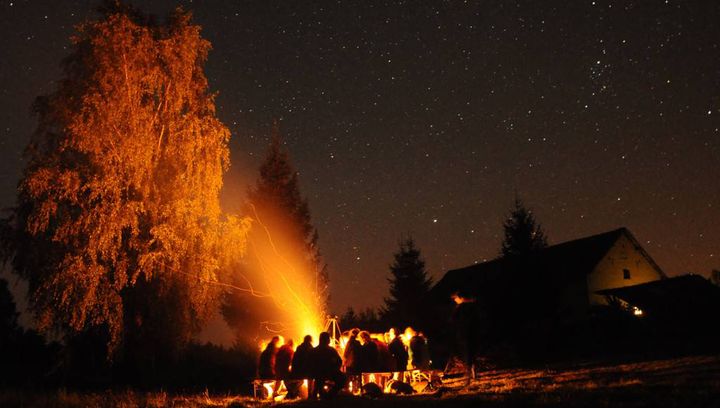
[{"x1": 431, "y1": 227, "x2": 663, "y2": 300}]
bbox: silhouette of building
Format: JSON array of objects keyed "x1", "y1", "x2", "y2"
[{"x1": 432, "y1": 228, "x2": 666, "y2": 320}]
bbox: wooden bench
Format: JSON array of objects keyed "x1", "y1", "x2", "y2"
[
  {"x1": 253, "y1": 370, "x2": 439, "y2": 399},
  {"x1": 352, "y1": 369, "x2": 439, "y2": 394},
  {"x1": 252, "y1": 379, "x2": 276, "y2": 399},
  {"x1": 252, "y1": 378, "x2": 310, "y2": 400}
]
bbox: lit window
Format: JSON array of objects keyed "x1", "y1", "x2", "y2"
[{"x1": 623, "y1": 269, "x2": 631, "y2": 280}]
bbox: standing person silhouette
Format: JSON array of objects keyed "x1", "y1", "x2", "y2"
[
  {"x1": 258, "y1": 336, "x2": 280, "y2": 378},
  {"x1": 388, "y1": 328, "x2": 409, "y2": 372},
  {"x1": 274, "y1": 338, "x2": 294, "y2": 396},
  {"x1": 258, "y1": 336, "x2": 280, "y2": 398},
  {"x1": 343, "y1": 329, "x2": 362, "y2": 374}
]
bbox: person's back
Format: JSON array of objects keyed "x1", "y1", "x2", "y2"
[
  {"x1": 258, "y1": 337, "x2": 280, "y2": 378},
  {"x1": 343, "y1": 331, "x2": 361, "y2": 374},
  {"x1": 291, "y1": 335, "x2": 313, "y2": 378},
  {"x1": 275, "y1": 340, "x2": 294, "y2": 379},
  {"x1": 388, "y1": 336, "x2": 408, "y2": 371},
  {"x1": 309, "y1": 332, "x2": 346, "y2": 399},
  {"x1": 374, "y1": 338, "x2": 393, "y2": 371},
  {"x1": 409, "y1": 334, "x2": 430, "y2": 370},
  {"x1": 359, "y1": 332, "x2": 379, "y2": 372},
  {"x1": 312, "y1": 343, "x2": 342, "y2": 378},
  {"x1": 258, "y1": 348, "x2": 274, "y2": 378}
]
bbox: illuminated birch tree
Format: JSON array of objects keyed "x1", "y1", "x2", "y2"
[{"x1": 0, "y1": 7, "x2": 249, "y2": 356}]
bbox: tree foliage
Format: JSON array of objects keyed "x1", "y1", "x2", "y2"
[
  {"x1": 381, "y1": 237, "x2": 433, "y2": 329},
  {"x1": 340, "y1": 306, "x2": 383, "y2": 333},
  {"x1": 1, "y1": 7, "x2": 249, "y2": 355},
  {"x1": 500, "y1": 198, "x2": 548, "y2": 258}
]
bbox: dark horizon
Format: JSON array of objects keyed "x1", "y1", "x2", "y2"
[{"x1": 1, "y1": 0, "x2": 719, "y2": 319}]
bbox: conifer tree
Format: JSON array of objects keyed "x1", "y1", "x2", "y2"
[
  {"x1": 381, "y1": 237, "x2": 433, "y2": 329},
  {"x1": 222, "y1": 123, "x2": 328, "y2": 340},
  {"x1": 0, "y1": 5, "x2": 248, "y2": 356},
  {"x1": 500, "y1": 199, "x2": 548, "y2": 258}
]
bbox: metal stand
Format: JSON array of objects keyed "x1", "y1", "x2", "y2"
[{"x1": 323, "y1": 315, "x2": 342, "y2": 348}]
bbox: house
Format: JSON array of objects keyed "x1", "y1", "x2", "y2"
[{"x1": 431, "y1": 228, "x2": 666, "y2": 320}]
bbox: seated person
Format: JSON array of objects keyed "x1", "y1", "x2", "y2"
[{"x1": 309, "y1": 332, "x2": 347, "y2": 399}]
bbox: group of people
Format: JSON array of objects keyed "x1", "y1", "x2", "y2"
[
  {"x1": 342, "y1": 328, "x2": 430, "y2": 374},
  {"x1": 258, "y1": 332, "x2": 346, "y2": 399},
  {"x1": 257, "y1": 327, "x2": 430, "y2": 399}
]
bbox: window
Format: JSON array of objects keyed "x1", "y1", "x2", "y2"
[{"x1": 623, "y1": 269, "x2": 631, "y2": 280}]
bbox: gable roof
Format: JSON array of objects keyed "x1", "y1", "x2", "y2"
[{"x1": 431, "y1": 227, "x2": 663, "y2": 300}]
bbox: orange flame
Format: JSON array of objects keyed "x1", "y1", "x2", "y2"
[{"x1": 248, "y1": 204, "x2": 324, "y2": 343}]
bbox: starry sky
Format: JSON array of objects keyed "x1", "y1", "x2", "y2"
[{"x1": 1, "y1": 0, "x2": 719, "y2": 315}]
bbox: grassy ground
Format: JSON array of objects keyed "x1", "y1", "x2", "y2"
[{"x1": 2, "y1": 355, "x2": 719, "y2": 408}]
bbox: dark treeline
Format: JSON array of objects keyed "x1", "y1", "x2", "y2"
[
  {"x1": 0, "y1": 278, "x2": 59, "y2": 389},
  {"x1": 1, "y1": 277, "x2": 258, "y2": 391},
  {"x1": 0, "y1": 279, "x2": 258, "y2": 394}
]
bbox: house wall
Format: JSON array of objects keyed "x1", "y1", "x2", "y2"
[
  {"x1": 553, "y1": 270, "x2": 592, "y2": 322},
  {"x1": 586, "y1": 233, "x2": 664, "y2": 305}
]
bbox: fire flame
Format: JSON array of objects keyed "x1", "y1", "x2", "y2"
[{"x1": 247, "y1": 204, "x2": 325, "y2": 343}]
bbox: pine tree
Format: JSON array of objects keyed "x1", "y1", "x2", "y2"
[
  {"x1": 500, "y1": 198, "x2": 548, "y2": 258},
  {"x1": 222, "y1": 123, "x2": 328, "y2": 341},
  {"x1": 0, "y1": 6, "x2": 249, "y2": 356},
  {"x1": 381, "y1": 237, "x2": 433, "y2": 329}
]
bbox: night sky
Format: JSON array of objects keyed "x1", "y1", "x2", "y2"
[{"x1": 1, "y1": 0, "x2": 719, "y2": 315}]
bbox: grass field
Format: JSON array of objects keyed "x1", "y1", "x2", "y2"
[{"x1": 2, "y1": 355, "x2": 718, "y2": 408}]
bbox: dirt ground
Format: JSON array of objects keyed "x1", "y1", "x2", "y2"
[{"x1": 2, "y1": 355, "x2": 719, "y2": 408}]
